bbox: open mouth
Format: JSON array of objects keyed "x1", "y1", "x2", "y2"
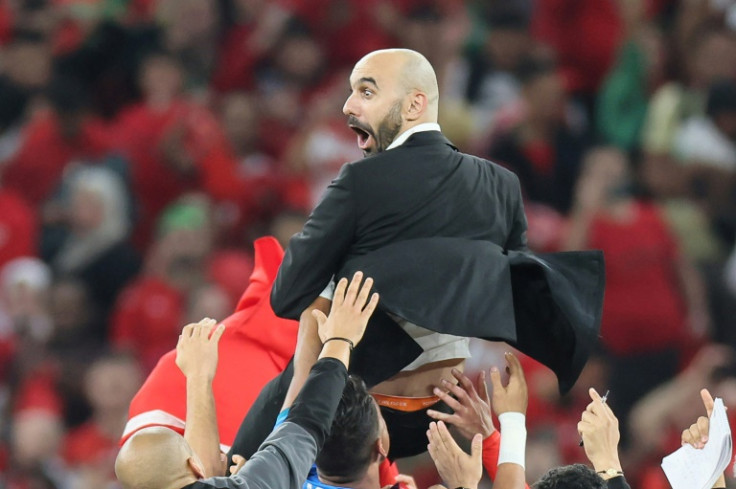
[{"x1": 348, "y1": 121, "x2": 375, "y2": 151}]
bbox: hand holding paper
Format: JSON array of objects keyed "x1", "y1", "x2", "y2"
[{"x1": 662, "y1": 389, "x2": 732, "y2": 489}]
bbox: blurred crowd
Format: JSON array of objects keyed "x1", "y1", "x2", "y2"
[{"x1": 2, "y1": 0, "x2": 736, "y2": 488}]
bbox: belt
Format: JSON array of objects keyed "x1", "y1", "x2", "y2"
[{"x1": 371, "y1": 392, "x2": 441, "y2": 412}]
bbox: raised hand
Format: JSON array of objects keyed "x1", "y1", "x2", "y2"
[
  {"x1": 681, "y1": 389, "x2": 715, "y2": 449},
  {"x1": 577, "y1": 388, "x2": 622, "y2": 475},
  {"x1": 176, "y1": 318, "x2": 225, "y2": 381},
  {"x1": 427, "y1": 421, "x2": 483, "y2": 489},
  {"x1": 312, "y1": 271, "x2": 379, "y2": 348},
  {"x1": 489, "y1": 352, "x2": 528, "y2": 416},
  {"x1": 427, "y1": 368, "x2": 496, "y2": 440}
]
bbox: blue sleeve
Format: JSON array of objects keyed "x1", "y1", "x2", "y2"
[{"x1": 274, "y1": 408, "x2": 290, "y2": 429}]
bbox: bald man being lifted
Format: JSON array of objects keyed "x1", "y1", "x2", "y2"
[{"x1": 231, "y1": 49, "x2": 603, "y2": 461}]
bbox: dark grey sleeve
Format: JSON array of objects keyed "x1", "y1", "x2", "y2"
[
  {"x1": 184, "y1": 358, "x2": 348, "y2": 489},
  {"x1": 607, "y1": 476, "x2": 632, "y2": 489},
  {"x1": 504, "y1": 172, "x2": 528, "y2": 252},
  {"x1": 183, "y1": 422, "x2": 316, "y2": 489}
]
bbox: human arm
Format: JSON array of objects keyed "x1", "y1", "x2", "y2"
[
  {"x1": 206, "y1": 273, "x2": 378, "y2": 489},
  {"x1": 281, "y1": 296, "x2": 332, "y2": 409},
  {"x1": 487, "y1": 352, "x2": 529, "y2": 489},
  {"x1": 176, "y1": 318, "x2": 227, "y2": 478},
  {"x1": 680, "y1": 389, "x2": 727, "y2": 489},
  {"x1": 270, "y1": 164, "x2": 356, "y2": 319},
  {"x1": 427, "y1": 367, "x2": 531, "y2": 489},
  {"x1": 577, "y1": 388, "x2": 624, "y2": 481},
  {"x1": 674, "y1": 252, "x2": 711, "y2": 339},
  {"x1": 426, "y1": 353, "x2": 528, "y2": 489},
  {"x1": 628, "y1": 344, "x2": 732, "y2": 457}
]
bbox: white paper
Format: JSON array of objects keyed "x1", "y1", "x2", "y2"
[{"x1": 661, "y1": 398, "x2": 732, "y2": 489}]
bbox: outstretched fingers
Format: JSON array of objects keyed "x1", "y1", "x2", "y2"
[{"x1": 701, "y1": 388, "x2": 715, "y2": 418}]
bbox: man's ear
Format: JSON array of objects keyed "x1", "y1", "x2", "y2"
[
  {"x1": 405, "y1": 91, "x2": 428, "y2": 122},
  {"x1": 376, "y1": 437, "x2": 389, "y2": 460},
  {"x1": 187, "y1": 456, "x2": 206, "y2": 479}
]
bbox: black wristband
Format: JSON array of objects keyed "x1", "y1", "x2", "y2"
[{"x1": 323, "y1": 337, "x2": 354, "y2": 351}]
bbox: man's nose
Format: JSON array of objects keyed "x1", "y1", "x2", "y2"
[{"x1": 343, "y1": 93, "x2": 357, "y2": 116}]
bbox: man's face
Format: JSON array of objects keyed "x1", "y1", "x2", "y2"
[{"x1": 343, "y1": 56, "x2": 406, "y2": 156}]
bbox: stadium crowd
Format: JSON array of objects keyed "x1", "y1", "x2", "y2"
[{"x1": 2, "y1": 0, "x2": 736, "y2": 487}]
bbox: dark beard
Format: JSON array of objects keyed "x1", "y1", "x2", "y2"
[{"x1": 373, "y1": 101, "x2": 403, "y2": 154}]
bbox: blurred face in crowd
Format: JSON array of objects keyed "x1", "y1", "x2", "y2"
[
  {"x1": 221, "y1": 93, "x2": 259, "y2": 152},
  {"x1": 689, "y1": 31, "x2": 736, "y2": 88},
  {"x1": 70, "y1": 187, "x2": 105, "y2": 234},
  {"x1": 11, "y1": 410, "x2": 64, "y2": 469},
  {"x1": 85, "y1": 356, "x2": 143, "y2": 413},
  {"x1": 140, "y1": 55, "x2": 183, "y2": 103},
  {"x1": 274, "y1": 35, "x2": 325, "y2": 85},
  {"x1": 49, "y1": 279, "x2": 91, "y2": 337},
  {"x1": 486, "y1": 27, "x2": 530, "y2": 72},
  {"x1": 523, "y1": 70, "x2": 565, "y2": 125},
  {"x1": 4, "y1": 37, "x2": 52, "y2": 90}
]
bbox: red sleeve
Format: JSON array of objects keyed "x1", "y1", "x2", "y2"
[{"x1": 482, "y1": 432, "x2": 531, "y2": 489}]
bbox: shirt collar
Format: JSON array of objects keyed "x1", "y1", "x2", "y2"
[{"x1": 386, "y1": 122, "x2": 441, "y2": 151}]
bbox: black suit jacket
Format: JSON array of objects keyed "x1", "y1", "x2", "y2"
[{"x1": 272, "y1": 131, "x2": 604, "y2": 393}]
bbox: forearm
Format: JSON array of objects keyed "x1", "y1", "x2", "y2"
[
  {"x1": 562, "y1": 209, "x2": 595, "y2": 251},
  {"x1": 676, "y1": 256, "x2": 708, "y2": 319},
  {"x1": 481, "y1": 429, "x2": 531, "y2": 489},
  {"x1": 495, "y1": 464, "x2": 527, "y2": 489},
  {"x1": 184, "y1": 376, "x2": 222, "y2": 477},
  {"x1": 286, "y1": 356, "x2": 349, "y2": 450},
  {"x1": 282, "y1": 297, "x2": 331, "y2": 410}
]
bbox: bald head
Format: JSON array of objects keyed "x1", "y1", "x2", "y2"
[
  {"x1": 115, "y1": 427, "x2": 202, "y2": 489},
  {"x1": 356, "y1": 49, "x2": 439, "y2": 120}
]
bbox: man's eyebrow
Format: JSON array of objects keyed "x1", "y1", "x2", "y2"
[{"x1": 358, "y1": 77, "x2": 379, "y2": 89}]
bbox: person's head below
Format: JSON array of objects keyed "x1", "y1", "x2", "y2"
[
  {"x1": 343, "y1": 48, "x2": 439, "y2": 156},
  {"x1": 315, "y1": 376, "x2": 390, "y2": 485},
  {"x1": 533, "y1": 464, "x2": 607, "y2": 489},
  {"x1": 115, "y1": 426, "x2": 205, "y2": 489}
]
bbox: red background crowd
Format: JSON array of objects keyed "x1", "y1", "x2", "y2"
[{"x1": 2, "y1": 0, "x2": 736, "y2": 488}]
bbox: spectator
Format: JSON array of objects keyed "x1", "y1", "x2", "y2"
[
  {"x1": 110, "y1": 198, "x2": 214, "y2": 370},
  {"x1": 2, "y1": 75, "x2": 112, "y2": 206},
  {"x1": 43, "y1": 165, "x2": 141, "y2": 325},
  {"x1": 486, "y1": 56, "x2": 586, "y2": 213},
  {"x1": 63, "y1": 352, "x2": 143, "y2": 489},
  {"x1": 113, "y1": 52, "x2": 245, "y2": 245},
  {"x1": 461, "y1": 9, "x2": 531, "y2": 139},
  {"x1": 563, "y1": 147, "x2": 709, "y2": 442},
  {"x1": 5, "y1": 408, "x2": 68, "y2": 489}
]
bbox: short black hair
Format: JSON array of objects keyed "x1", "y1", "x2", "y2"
[
  {"x1": 46, "y1": 76, "x2": 89, "y2": 115},
  {"x1": 706, "y1": 79, "x2": 736, "y2": 118},
  {"x1": 316, "y1": 376, "x2": 380, "y2": 482},
  {"x1": 533, "y1": 464, "x2": 607, "y2": 489},
  {"x1": 517, "y1": 55, "x2": 557, "y2": 86}
]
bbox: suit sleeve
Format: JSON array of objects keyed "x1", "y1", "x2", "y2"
[
  {"x1": 504, "y1": 172, "x2": 528, "y2": 252},
  {"x1": 271, "y1": 163, "x2": 356, "y2": 319}
]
